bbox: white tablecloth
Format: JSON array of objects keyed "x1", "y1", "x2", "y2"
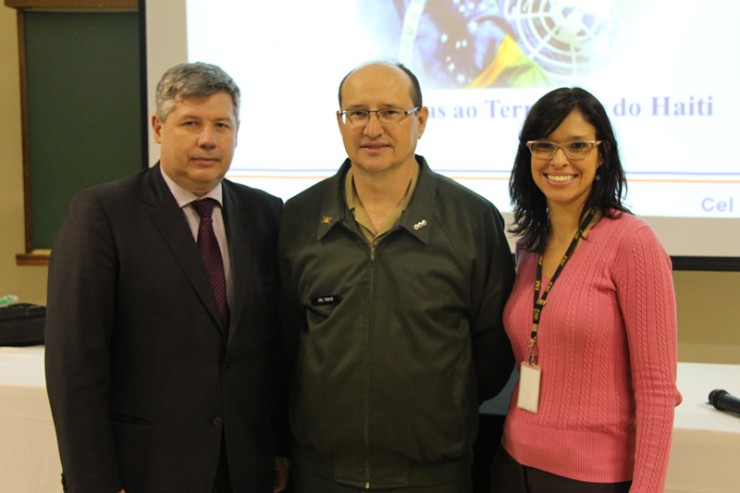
[
  {"x1": 665, "y1": 362, "x2": 740, "y2": 493},
  {"x1": 1, "y1": 348, "x2": 739, "y2": 492},
  {"x1": 0, "y1": 346, "x2": 61, "y2": 493}
]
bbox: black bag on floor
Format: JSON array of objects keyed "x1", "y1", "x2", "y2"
[{"x1": 0, "y1": 303, "x2": 45, "y2": 346}]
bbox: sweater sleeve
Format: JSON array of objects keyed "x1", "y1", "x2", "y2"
[{"x1": 613, "y1": 223, "x2": 682, "y2": 492}]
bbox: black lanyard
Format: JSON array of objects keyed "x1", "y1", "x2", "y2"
[{"x1": 528, "y1": 210, "x2": 595, "y2": 365}]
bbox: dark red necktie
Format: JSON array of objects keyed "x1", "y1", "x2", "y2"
[{"x1": 192, "y1": 198, "x2": 229, "y2": 330}]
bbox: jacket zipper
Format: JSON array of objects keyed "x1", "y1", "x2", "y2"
[
  {"x1": 364, "y1": 238, "x2": 379, "y2": 488},
  {"x1": 342, "y1": 219, "x2": 381, "y2": 489}
]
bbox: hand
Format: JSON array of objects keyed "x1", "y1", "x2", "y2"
[{"x1": 274, "y1": 456, "x2": 290, "y2": 492}]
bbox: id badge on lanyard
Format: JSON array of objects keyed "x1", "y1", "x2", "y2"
[
  {"x1": 517, "y1": 361, "x2": 541, "y2": 413},
  {"x1": 517, "y1": 210, "x2": 594, "y2": 414}
]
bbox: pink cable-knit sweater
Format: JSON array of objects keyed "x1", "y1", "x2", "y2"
[{"x1": 501, "y1": 212, "x2": 682, "y2": 492}]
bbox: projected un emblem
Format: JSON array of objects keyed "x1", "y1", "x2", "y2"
[
  {"x1": 504, "y1": 0, "x2": 621, "y2": 79},
  {"x1": 399, "y1": 0, "x2": 622, "y2": 88}
]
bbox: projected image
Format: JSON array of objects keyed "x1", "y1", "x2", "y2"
[
  {"x1": 161, "y1": 0, "x2": 740, "y2": 256},
  {"x1": 392, "y1": 0, "x2": 623, "y2": 89}
]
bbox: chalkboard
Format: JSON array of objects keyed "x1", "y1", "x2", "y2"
[{"x1": 23, "y1": 10, "x2": 143, "y2": 250}]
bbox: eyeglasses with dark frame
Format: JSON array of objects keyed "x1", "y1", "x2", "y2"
[
  {"x1": 526, "y1": 140, "x2": 602, "y2": 160},
  {"x1": 339, "y1": 107, "x2": 420, "y2": 126}
]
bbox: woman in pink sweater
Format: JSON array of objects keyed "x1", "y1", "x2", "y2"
[{"x1": 491, "y1": 87, "x2": 681, "y2": 493}]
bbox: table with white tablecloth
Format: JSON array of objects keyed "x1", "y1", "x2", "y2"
[
  {"x1": 665, "y1": 362, "x2": 740, "y2": 493},
  {"x1": 1, "y1": 347, "x2": 739, "y2": 492},
  {"x1": 0, "y1": 346, "x2": 61, "y2": 493}
]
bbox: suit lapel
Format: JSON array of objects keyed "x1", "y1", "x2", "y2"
[
  {"x1": 143, "y1": 166, "x2": 225, "y2": 335},
  {"x1": 222, "y1": 182, "x2": 250, "y2": 345}
]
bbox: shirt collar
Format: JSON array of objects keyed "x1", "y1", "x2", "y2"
[
  {"x1": 344, "y1": 163, "x2": 419, "y2": 241},
  {"x1": 317, "y1": 155, "x2": 436, "y2": 244},
  {"x1": 159, "y1": 166, "x2": 223, "y2": 208}
]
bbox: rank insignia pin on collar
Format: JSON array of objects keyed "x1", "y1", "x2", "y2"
[
  {"x1": 413, "y1": 219, "x2": 428, "y2": 231},
  {"x1": 321, "y1": 216, "x2": 333, "y2": 224}
]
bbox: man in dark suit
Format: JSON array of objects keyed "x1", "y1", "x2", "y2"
[{"x1": 45, "y1": 62, "x2": 288, "y2": 493}]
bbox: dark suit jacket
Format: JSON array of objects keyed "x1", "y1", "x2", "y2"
[{"x1": 45, "y1": 165, "x2": 284, "y2": 492}]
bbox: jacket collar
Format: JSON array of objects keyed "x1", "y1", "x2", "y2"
[
  {"x1": 317, "y1": 155, "x2": 437, "y2": 244},
  {"x1": 143, "y1": 163, "x2": 230, "y2": 336}
]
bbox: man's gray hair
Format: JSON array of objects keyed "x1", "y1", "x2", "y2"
[{"x1": 155, "y1": 62, "x2": 240, "y2": 122}]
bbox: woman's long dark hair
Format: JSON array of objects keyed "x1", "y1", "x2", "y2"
[{"x1": 509, "y1": 87, "x2": 630, "y2": 251}]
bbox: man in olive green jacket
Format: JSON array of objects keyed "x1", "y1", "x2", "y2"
[{"x1": 278, "y1": 61, "x2": 515, "y2": 493}]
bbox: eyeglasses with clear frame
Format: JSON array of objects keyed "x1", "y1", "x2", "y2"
[
  {"x1": 526, "y1": 140, "x2": 602, "y2": 160},
  {"x1": 339, "y1": 107, "x2": 420, "y2": 127}
]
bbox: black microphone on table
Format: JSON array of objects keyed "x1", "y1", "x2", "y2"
[{"x1": 708, "y1": 389, "x2": 740, "y2": 416}]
